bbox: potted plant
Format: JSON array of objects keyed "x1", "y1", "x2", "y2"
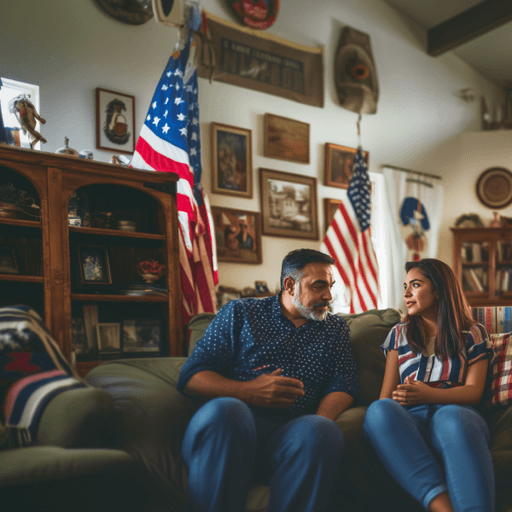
[{"x1": 0, "y1": 183, "x2": 37, "y2": 218}]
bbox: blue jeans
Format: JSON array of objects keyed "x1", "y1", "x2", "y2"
[
  {"x1": 181, "y1": 397, "x2": 344, "y2": 512},
  {"x1": 363, "y1": 399, "x2": 494, "y2": 512}
]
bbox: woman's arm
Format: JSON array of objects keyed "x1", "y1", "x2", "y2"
[
  {"x1": 379, "y1": 349, "x2": 401, "y2": 399},
  {"x1": 392, "y1": 359, "x2": 489, "y2": 406}
]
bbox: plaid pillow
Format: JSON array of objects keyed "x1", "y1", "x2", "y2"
[
  {"x1": 489, "y1": 332, "x2": 512, "y2": 406},
  {"x1": 0, "y1": 305, "x2": 86, "y2": 447}
]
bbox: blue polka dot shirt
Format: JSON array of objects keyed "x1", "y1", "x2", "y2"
[{"x1": 177, "y1": 294, "x2": 359, "y2": 421}]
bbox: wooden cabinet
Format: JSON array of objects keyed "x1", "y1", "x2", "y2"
[
  {"x1": 0, "y1": 145, "x2": 181, "y2": 375},
  {"x1": 451, "y1": 227, "x2": 512, "y2": 307}
]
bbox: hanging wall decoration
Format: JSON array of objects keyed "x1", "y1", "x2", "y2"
[
  {"x1": 94, "y1": 0, "x2": 153, "y2": 25},
  {"x1": 334, "y1": 26, "x2": 379, "y2": 114},
  {"x1": 197, "y1": 11, "x2": 324, "y2": 107},
  {"x1": 476, "y1": 167, "x2": 512, "y2": 209},
  {"x1": 226, "y1": 0, "x2": 279, "y2": 29}
]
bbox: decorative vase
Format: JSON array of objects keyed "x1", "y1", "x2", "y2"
[
  {"x1": 490, "y1": 212, "x2": 501, "y2": 228},
  {"x1": 0, "y1": 203, "x2": 19, "y2": 218},
  {"x1": 139, "y1": 272, "x2": 162, "y2": 284}
]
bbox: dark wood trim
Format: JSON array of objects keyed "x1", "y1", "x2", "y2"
[{"x1": 427, "y1": 0, "x2": 512, "y2": 56}]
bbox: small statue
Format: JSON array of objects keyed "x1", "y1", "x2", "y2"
[{"x1": 8, "y1": 93, "x2": 47, "y2": 149}]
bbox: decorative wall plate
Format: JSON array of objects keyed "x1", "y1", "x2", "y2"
[
  {"x1": 476, "y1": 167, "x2": 512, "y2": 209},
  {"x1": 226, "y1": 0, "x2": 279, "y2": 29},
  {"x1": 94, "y1": 0, "x2": 153, "y2": 25}
]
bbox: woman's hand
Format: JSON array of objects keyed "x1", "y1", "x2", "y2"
[{"x1": 392, "y1": 377, "x2": 435, "y2": 405}]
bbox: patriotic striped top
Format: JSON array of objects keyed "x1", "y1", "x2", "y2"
[{"x1": 381, "y1": 322, "x2": 493, "y2": 388}]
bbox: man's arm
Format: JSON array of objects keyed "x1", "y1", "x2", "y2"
[
  {"x1": 183, "y1": 368, "x2": 305, "y2": 408},
  {"x1": 316, "y1": 391, "x2": 354, "y2": 421}
]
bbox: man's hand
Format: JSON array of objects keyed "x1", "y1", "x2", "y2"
[
  {"x1": 392, "y1": 377, "x2": 434, "y2": 405},
  {"x1": 242, "y1": 369, "x2": 305, "y2": 408}
]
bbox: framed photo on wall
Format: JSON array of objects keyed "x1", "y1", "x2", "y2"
[
  {"x1": 259, "y1": 168, "x2": 318, "y2": 240},
  {"x1": 211, "y1": 122, "x2": 253, "y2": 198},
  {"x1": 96, "y1": 87, "x2": 135, "y2": 154},
  {"x1": 325, "y1": 143, "x2": 369, "y2": 189},
  {"x1": 264, "y1": 113, "x2": 310, "y2": 164},
  {"x1": 211, "y1": 206, "x2": 262, "y2": 264}
]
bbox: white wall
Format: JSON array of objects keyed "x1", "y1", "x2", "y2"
[{"x1": 1, "y1": 0, "x2": 504, "y2": 293}]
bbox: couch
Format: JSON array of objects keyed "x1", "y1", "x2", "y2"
[{"x1": 84, "y1": 308, "x2": 512, "y2": 512}]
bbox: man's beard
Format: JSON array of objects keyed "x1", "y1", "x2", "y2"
[{"x1": 292, "y1": 293, "x2": 330, "y2": 321}]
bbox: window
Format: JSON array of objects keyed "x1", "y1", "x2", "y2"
[{"x1": 0, "y1": 78, "x2": 41, "y2": 149}]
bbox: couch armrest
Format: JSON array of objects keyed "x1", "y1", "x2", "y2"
[{"x1": 36, "y1": 387, "x2": 115, "y2": 448}]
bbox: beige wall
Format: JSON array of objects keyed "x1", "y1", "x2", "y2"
[{"x1": 1, "y1": 0, "x2": 505, "y2": 293}]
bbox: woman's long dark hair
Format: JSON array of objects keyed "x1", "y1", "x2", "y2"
[{"x1": 403, "y1": 259, "x2": 475, "y2": 357}]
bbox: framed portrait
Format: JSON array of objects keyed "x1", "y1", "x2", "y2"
[
  {"x1": 259, "y1": 168, "x2": 318, "y2": 240},
  {"x1": 211, "y1": 122, "x2": 253, "y2": 198},
  {"x1": 211, "y1": 206, "x2": 262, "y2": 264},
  {"x1": 264, "y1": 113, "x2": 310, "y2": 164},
  {"x1": 325, "y1": 143, "x2": 369, "y2": 189},
  {"x1": 96, "y1": 88, "x2": 135, "y2": 154},
  {"x1": 77, "y1": 244, "x2": 112, "y2": 286},
  {"x1": 0, "y1": 244, "x2": 20, "y2": 274},
  {"x1": 96, "y1": 323, "x2": 121, "y2": 352},
  {"x1": 122, "y1": 319, "x2": 160, "y2": 352},
  {"x1": 324, "y1": 198, "x2": 342, "y2": 232}
]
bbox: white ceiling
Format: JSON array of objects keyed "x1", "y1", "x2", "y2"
[{"x1": 383, "y1": 0, "x2": 512, "y2": 85}]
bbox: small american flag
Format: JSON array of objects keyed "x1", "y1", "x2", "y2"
[
  {"x1": 322, "y1": 147, "x2": 379, "y2": 313},
  {"x1": 130, "y1": 40, "x2": 217, "y2": 327}
]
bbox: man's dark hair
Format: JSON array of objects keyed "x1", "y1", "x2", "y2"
[{"x1": 280, "y1": 249, "x2": 334, "y2": 290}]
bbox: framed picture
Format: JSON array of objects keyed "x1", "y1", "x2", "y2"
[
  {"x1": 324, "y1": 198, "x2": 342, "y2": 232},
  {"x1": 259, "y1": 168, "x2": 318, "y2": 240},
  {"x1": 211, "y1": 122, "x2": 253, "y2": 198},
  {"x1": 122, "y1": 319, "x2": 160, "y2": 352},
  {"x1": 325, "y1": 143, "x2": 369, "y2": 189},
  {"x1": 0, "y1": 244, "x2": 20, "y2": 274},
  {"x1": 96, "y1": 323, "x2": 121, "y2": 352},
  {"x1": 211, "y1": 206, "x2": 262, "y2": 264},
  {"x1": 96, "y1": 87, "x2": 135, "y2": 154},
  {"x1": 264, "y1": 113, "x2": 310, "y2": 164},
  {"x1": 77, "y1": 244, "x2": 112, "y2": 286},
  {"x1": 71, "y1": 318, "x2": 90, "y2": 355}
]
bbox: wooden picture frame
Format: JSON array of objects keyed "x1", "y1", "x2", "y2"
[
  {"x1": 122, "y1": 319, "x2": 160, "y2": 352},
  {"x1": 211, "y1": 206, "x2": 262, "y2": 264},
  {"x1": 324, "y1": 198, "x2": 342, "y2": 232},
  {"x1": 259, "y1": 168, "x2": 318, "y2": 240},
  {"x1": 211, "y1": 122, "x2": 253, "y2": 198},
  {"x1": 96, "y1": 323, "x2": 121, "y2": 352},
  {"x1": 96, "y1": 87, "x2": 135, "y2": 154},
  {"x1": 325, "y1": 143, "x2": 369, "y2": 189},
  {"x1": 0, "y1": 243, "x2": 20, "y2": 274},
  {"x1": 77, "y1": 244, "x2": 112, "y2": 286},
  {"x1": 264, "y1": 113, "x2": 310, "y2": 164}
]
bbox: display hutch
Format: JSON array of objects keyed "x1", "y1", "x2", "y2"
[
  {"x1": 0, "y1": 144, "x2": 181, "y2": 376},
  {"x1": 451, "y1": 226, "x2": 512, "y2": 307}
]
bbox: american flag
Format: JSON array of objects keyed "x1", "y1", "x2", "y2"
[
  {"x1": 130, "y1": 40, "x2": 218, "y2": 327},
  {"x1": 322, "y1": 147, "x2": 379, "y2": 313}
]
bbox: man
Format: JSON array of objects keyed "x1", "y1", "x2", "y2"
[{"x1": 177, "y1": 249, "x2": 358, "y2": 512}]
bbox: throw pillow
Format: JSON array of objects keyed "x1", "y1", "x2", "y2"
[
  {"x1": 0, "y1": 305, "x2": 86, "y2": 447},
  {"x1": 489, "y1": 332, "x2": 512, "y2": 406}
]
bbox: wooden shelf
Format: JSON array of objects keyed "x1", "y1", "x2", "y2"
[
  {"x1": 0, "y1": 274, "x2": 43, "y2": 283},
  {"x1": 69, "y1": 226, "x2": 165, "y2": 240},
  {"x1": 0, "y1": 217, "x2": 41, "y2": 228},
  {"x1": 71, "y1": 293, "x2": 168, "y2": 302}
]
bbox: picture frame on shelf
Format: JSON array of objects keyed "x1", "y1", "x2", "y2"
[
  {"x1": 264, "y1": 113, "x2": 310, "y2": 164},
  {"x1": 96, "y1": 87, "x2": 135, "y2": 154},
  {"x1": 96, "y1": 322, "x2": 121, "y2": 352},
  {"x1": 325, "y1": 143, "x2": 369, "y2": 189},
  {"x1": 71, "y1": 317, "x2": 90, "y2": 355},
  {"x1": 77, "y1": 244, "x2": 112, "y2": 286},
  {"x1": 211, "y1": 122, "x2": 253, "y2": 198},
  {"x1": 211, "y1": 206, "x2": 262, "y2": 264},
  {"x1": 122, "y1": 319, "x2": 160, "y2": 352},
  {"x1": 259, "y1": 168, "x2": 318, "y2": 240},
  {"x1": 324, "y1": 198, "x2": 342, "y2": 232},
  {"x1": 0, "y1": 243, "x2": 20, "y2": 274}
]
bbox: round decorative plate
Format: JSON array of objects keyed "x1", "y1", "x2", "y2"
[{"x1": 476, "y1": 167, "x2": 512, "y2": 209}]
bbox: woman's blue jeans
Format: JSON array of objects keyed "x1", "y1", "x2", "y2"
[
  {"x1": 363, "y1": 399, "x2": 494, "y2": 512},
  {"x1": 181, "y1": 397, "x2": 344, "y2": 512}
]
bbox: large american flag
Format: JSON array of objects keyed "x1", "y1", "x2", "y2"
[
  {"x1": 130, "y1": 40, "x2": 218, "y2": 327},
  {"x1": 322, "y1": 147, "x2": 379, "y2": 313}
]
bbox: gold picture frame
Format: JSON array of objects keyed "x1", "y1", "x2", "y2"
[
  {"x1": 211, "y1": 122, "x2": 253, "y2": 198},
  {"x1": 264, "y1": 113, "x2": 310, "y2": 164},
  {"x1": 325, "y1": 143, "x2": 369, "y2": 189}
]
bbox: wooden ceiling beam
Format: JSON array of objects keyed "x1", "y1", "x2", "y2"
[{"x1": 427, "y1": 0, "x2": 512, "y2": 56}]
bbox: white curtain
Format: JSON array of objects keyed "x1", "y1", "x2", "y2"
[{"x1": 382, "y1": 167, "x2": 444, "y2": 311}]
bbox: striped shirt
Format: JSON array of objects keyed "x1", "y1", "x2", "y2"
[{"x1": 381, "y1": 322, "x2": 493, "y2": 388}]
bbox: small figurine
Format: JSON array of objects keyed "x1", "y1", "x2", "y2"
[
  {"x1": 55, "y1": 137, "x2": 79, "y2": 157},
  {"x1": 8, "y1": 93, "x2": 47, "y2": 149}
]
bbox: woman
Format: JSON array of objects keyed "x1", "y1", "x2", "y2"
[{"x1": 363, "y1": 259, "x2": 494, "y2": 512}]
